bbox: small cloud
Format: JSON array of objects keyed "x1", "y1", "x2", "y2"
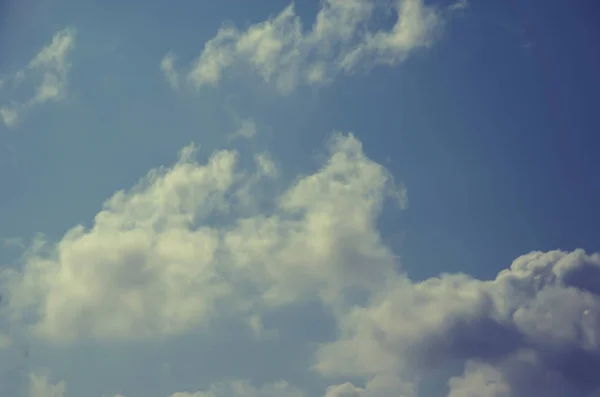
[
  {"x1": 0, "y1": 27, "x2": 76, "y2": 128},
  {"x1": 160, "y1": 52, "x2": 180, "y2": 90},
  {"x1": 229, "y1": 118, "x2": 257, "y2": 141},
  {"x1": 0, "y1": 333, "x2": 12, "y2": 349},
  {"x1": 449, "y1": 0, "x2": 469, "y2": 11},
  {"x1": 254, "y1": 153, "x2": 278, "y2": 178},
  {"x1": 0, "y1": 106, "x2": 19, "y2": 127},
  {"x1": 27, "y1": 27, "x2": 76, "y2": 104},
  {"x1": 28, "y1": 373, "x2": 66, "y2": 397},
  {"x1": 2, "y1": 237, "x2": 25, "y2": 249}
]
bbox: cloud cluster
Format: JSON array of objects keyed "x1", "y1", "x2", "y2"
[
  {"x1": 0, "y1": 27, "x2": 76, "y2": 128},
  {"x1": 2, "y1": 134, "x2": 401, "y2": 342},
  {"x1": 162, "y1": 0, "x2": 446, "y2": 93},
  {"x1": 5, "y1": 3, "x2": 600, "y2": 396},
  {"x1": 4, "y1": 132, "x2": 600, "y2": 397},
  {"x1": 316, "y1": 250, "x2": 600, "y2": 397}
]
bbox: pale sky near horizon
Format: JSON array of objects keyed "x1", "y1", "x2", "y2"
[{"x1": 1, "y1": 1, "x2": 600, "y2": 397}]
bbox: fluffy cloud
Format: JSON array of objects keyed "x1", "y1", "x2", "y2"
[
  {"x1": 163, "y1": 0, "x2": 450, "y2": 93},
  {"x1": 2, "y1": 134, "x2": 401, "y2": 342},
  {"x1": 0, "y1": 27, "x2": 76, "y2": 127},
  {"x1": 315, "y1": 250, "x2": 600, "y2": 397},
  {"x1": 3, "y1": 132, "x2": 600, "y2": 396}
]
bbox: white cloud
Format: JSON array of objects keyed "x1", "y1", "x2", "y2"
[
  {"x1": 3, "y1": 132, "x2": 600, "y2": 396},
  {"x1": 2, "y1": 133, "x2": 401, "y2": 342},
  {"x1": 161, "y1": 52, "x2": 181, "y2": 90},
  {"x1": 0, "y1": 27, "x2": 76, "y2": 127},
  {"x1": 27, "y1": 28, "x2": 76, "y2": 104},
  {"x1": 165, "y1": 0, "x2": 444, "y2": 94},
  {"x1": 29, "y1": 373, "x2": 66, "y2": 397}
]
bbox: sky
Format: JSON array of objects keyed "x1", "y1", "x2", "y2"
[{"x1": 1, "y1": 0, "x2": 600, "y2": 396}]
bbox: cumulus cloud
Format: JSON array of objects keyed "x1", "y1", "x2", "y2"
[
  {"x1": 163, "y1": 0, "x2": 445, "y2": 93},
  {"x1": 0, "y1": 27, "x2": 76, "y2": 127},
  {"x1": 315, "y1": 250, "x2": 600, "y2": 397},
  {"x1": 2, "y1": 133, "x2": 401, "y2": 342},
  {"x1": 3, "y1": 131, "x2": 600, "y2": 397}
]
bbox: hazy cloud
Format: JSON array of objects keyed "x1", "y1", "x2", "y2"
[
  {"x1": 0, "y1": 27, "x2": 76, "y2": 127},
  {"x1": 160, "y1": 53, "x2": 180, "y2": 91}
]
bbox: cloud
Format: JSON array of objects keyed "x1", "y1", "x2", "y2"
[
  {"x1": 229, "y1": 118, "x2": 257, "y2": 141},
  {"x1": 315, "y1": 250, "x2": 600, "y2": 396},
  {"x1": 161, "y1": 52, "x2": 181, "y2": 90},
  {"x1": 3, "y1": 131, "x2": 600, "y2": 396},
  {"x1": 27, "y1": 377, "x2": 303, "y2": 397},
  {"x1": 0, "y1": 27, "x2": 76, "y2": 127},
  {"x1": 169, "y1": 380, "x2": 305, "y2": 397},
  {"x1": 449, "y1": 0, "x2": 469, "y2": 12},
  {"x1": 2, "y1": 133, "x2": 402, "y2": 342},
  {"x1": 164, "y1": 0, "x2": 443, "y2": 93},
  {"x1": 29, "y1": 373, "x2": 66, "y2": 397},
  {"x1": 0, "y1": 106, "x2": 18, "y2": 127},
  {"x1": 0, "y1": 332, "x2": 11, "y2": 349}
]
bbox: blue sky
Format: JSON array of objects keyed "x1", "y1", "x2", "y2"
[{"x1": 1, "y1": 1, "x2": 600, "y2": 397}]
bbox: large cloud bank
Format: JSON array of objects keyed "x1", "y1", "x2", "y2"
[{"x1": 2, "y1": 134, "x2": 600, "y2": 397}]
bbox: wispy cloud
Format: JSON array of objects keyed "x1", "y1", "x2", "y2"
[
  {"x1": 0, "y1": 27, "x2": 76, "y2": 128},
  {"x1": 28, "y1": 373, "x2": 66, "y2": 397},
  {"x1": 449, "y1": 0, "x2": 469, "y2": 11},
  {"x1": 228, "y1": 118, "x2": 257, "y2": 141},
  {"x1": 160, "y1": 52, "x2": 180, "y2": 91},
  {"x1": 163, "y1": 0, "x2": 443, "y2": 94}
]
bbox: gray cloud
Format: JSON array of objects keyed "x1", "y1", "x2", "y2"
[{"x1": 316, "y1": 250, "x2": 600, "y2": 397}]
